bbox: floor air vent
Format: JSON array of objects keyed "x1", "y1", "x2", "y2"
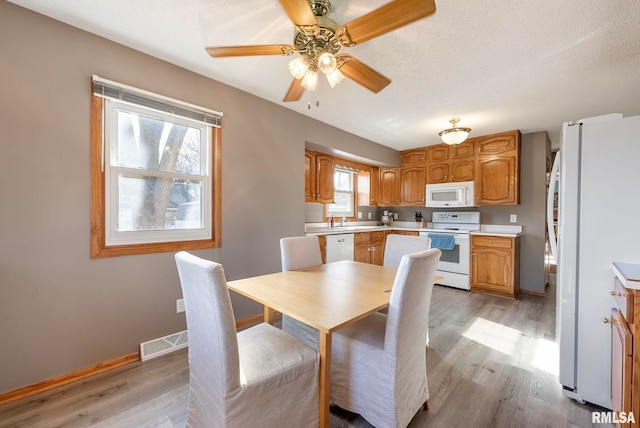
[{"x1": 140, "y1": 330, "x2": 188, "y2": 361}]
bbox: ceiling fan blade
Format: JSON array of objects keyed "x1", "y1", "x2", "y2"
[
  {"x1": 336, "y1": 54, "x2": 391, "y2": 93},
  {"x1": 278, "y1": 0, "x2": 318, "y2": 27},
  {"x1": 283, "y1": 78, "x2": 305, "y2": 102},
  {"x1": 206, "y1": 45, "x2": 296, "y2": 57},
  {"x1": 336, "y1": 0, "x2": 436, "y2": 46}
]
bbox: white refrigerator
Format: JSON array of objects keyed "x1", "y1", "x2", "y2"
[{"x1": 548, "y1": 113, "x2": 640, "y2": 408}]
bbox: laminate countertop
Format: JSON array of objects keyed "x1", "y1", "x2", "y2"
[
  {"x1": 613, "y1": 262, "x2": 640, "y2": 290},
  {"x1": 305, "y1": 222, "x2": 524, "y2": 237}
]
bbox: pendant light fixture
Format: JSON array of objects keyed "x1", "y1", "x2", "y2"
[{"x1": 439, "y1": 118, "x2": 472, "y2": 145}]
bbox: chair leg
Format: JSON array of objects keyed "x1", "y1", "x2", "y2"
[{"x1": 423, "y1": 400, "x2": 429, "y2": 411}]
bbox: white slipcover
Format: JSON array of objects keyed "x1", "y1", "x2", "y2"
[
  {"x1": 330, "y1": 248, "x2": 441, "y2": 428},
  {"x1": 280, "y1": 236, "x2": 322, "y2": 348},
  {"x1": 174, "y1": 251, "x2": 319, "y2": 428},
  {"x1": 383, "y1": 234, "x2": 431, "y2": 268}
]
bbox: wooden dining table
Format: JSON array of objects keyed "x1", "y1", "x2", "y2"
[{"x1": 227, "y1": 260, "x2": 441, "y2": 428}]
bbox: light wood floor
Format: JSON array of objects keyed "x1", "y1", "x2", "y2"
[{"x1": 1, "y1": 280, "x2": 613, "y2": 428}]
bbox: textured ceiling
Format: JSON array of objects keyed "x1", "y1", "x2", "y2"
[{"x1": 9, "y1": 0, "x2": 640, "y2": 150}]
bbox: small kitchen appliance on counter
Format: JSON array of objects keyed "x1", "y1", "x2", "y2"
[{"x1": 380, "y1": 210, "x2": 394, "y2": 226}]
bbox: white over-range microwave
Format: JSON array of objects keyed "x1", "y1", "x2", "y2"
[{"x1": 425, "y1": 181, "x2": 475, "y2": 207}]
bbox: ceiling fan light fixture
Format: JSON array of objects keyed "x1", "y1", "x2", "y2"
[
  {"x1": 288, "y1": 56, "x2": 309, "y2": 80},
  {"x1": 439, "y1": 118, "x2": 472, "y2": 145},
  {"x1": 301, "y1": 68, "x2": 319, "y2": 91},
  {"x1": 318, "y1": 52, "x2": 337, "y2": 74},
  {"x1": 325, "y1": 67, "x2": 344, "y2": 88}
]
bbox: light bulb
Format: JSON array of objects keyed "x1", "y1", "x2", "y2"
[
  {"x1": 318, "y1": 52, "x2": 337, "y2": 74},
  {"x1": 325, "y1": 68, "x2": 344, "y2": 88},
  {"x1": 301, "y1": 69, "x2": 318, "y2": 91},
  {"x1": 288, "y1": 56, "x2": 309, "y2": 80}
]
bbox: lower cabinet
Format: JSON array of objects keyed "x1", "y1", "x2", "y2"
[
  {"x1": 470, "y1": 234, "x2": 520, "y2": 298},
  {"x1": 354, "y1": 231, "x2": 385, "y2": 265},
  {"x1": 610, "y1": 274, "x2": 635, "y2": 427},
  {"x1": 318, "y1": 235, "x2": 327, "y2": 264}
]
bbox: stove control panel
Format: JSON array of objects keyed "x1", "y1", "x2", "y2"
[{"x1": 432, "y1": 211, "x2": 480, "y2": 224}]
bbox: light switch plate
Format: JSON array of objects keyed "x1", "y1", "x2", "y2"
[
  {"x1": 176, "y1": 298, "x2": 185, "y2": 313},
  {"x1": 358, "y1": 211, "x2": 363, "y2": 219}
]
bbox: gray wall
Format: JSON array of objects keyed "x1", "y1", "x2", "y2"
[
  {"x1": 385, "y1": 131, "x2": 551, "y2": 294},
  {"x1": 0, "y1": 2, "x2": 398, "y2": 394}
]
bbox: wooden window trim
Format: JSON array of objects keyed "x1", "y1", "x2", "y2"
[{"x1": 90, "y1": 94, "x2": 222, "y2": 258}]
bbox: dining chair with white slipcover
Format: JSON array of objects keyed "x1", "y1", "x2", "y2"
[
  {"x1": 279, "y1": 235, "x2": 323, "y2": 348},
  {"x1": 383, "y1": 234, "x2": 431, "y2": 268},
  {"x1": 174, "y1": 251, "x2": 319, "y2": 428},
  {"x1": 330, "y1": 248, "x2": 441, "y2": 428}
]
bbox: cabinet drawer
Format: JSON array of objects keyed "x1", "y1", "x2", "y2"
[
  {"x1": 472, "y1": 235, "x2": 512, "y2": 249},
  {"x1": 370, "y1": 231, "x2": 385, "y2": 242},
  {"x1": 613, "y1": 277, "x2": 634, "y2": 324},
  {"x1": 354, "y1": 232, "x2": 370, "y2": 243}
]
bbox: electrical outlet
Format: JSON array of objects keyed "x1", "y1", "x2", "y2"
[
  {"x1": 358, "y1": 211, "x2": 363, "y2": 219},
  {"x1": 393, "y1": 213, "x2": 398, "y2": 220},
  {"x1": 176, "y1": 298, "x2": 185, "y2": 313},
  {"x1": 510, "y1": 214, "x2": 517, "y2": 223},
  {"x1": 368, "y1": 212, "x2": 372, "y2": 219}
]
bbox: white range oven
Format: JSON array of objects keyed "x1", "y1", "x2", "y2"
[{"x1": 419, "y1": 211, "x2": 480, "y2": 290}]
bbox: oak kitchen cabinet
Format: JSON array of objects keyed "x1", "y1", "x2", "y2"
[
  {"x1": 475, "y1": 130, "x2": 521, "y2": 205},
  {"x1": 610, "y1": 263, "x2": 640, "y2": 427},
  {"x1": 400, "y1": 166, "x2": 426, "y2": 205},
  {"x1": 470, "y1": 234, "x2": 521, "y2": 299},
  {"x1": 426, "y1": 141, "x2": 475, "y2": 184},
  {"x1": 305, "y1": 150, "x2": 334, "y2": 203},
  {"x1": 354, "y1": 231, "x2": 385, "y2": 265},
  {"x1": 400, "y1": 148, "x2": 427, "y2": 165},
  {"x1": 357, "y1": 166, "x2": 379, "y2": 206},
  {"x1": 379, "y1": 168, "x2": 401, "y2": 206},
  {"x1": 379, "y1": 167, "x2": 425, "y2": 206}
]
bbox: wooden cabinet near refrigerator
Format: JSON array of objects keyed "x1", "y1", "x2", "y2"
[
  {"x1": 470, "y1": 234, "x2": 520, "y2": 299},
  {"x1": 475, "y1": 130, "x2": 521, "y2": 205},
  {"x1": 610, "y1": 263, "x2": 640, "y2": 427}
]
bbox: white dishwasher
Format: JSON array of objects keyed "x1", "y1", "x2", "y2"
[{"x1": 325, "y1": 233, "x2": 354, "y2": 263}]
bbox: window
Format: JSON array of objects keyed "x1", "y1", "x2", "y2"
[
  {"x1": 91, "y1": 76, "x2": 222, "y2": 258},
  {"x1": 326, "y1": 167, "x2": 355, "y2": 218}
]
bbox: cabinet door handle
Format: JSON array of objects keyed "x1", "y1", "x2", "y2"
[
  {"x1": 603, "y1": 318, "x2": 610, "y2": 324},
  {"x1": 610, "y1": 291, "x2": 624, "y2": 297}
]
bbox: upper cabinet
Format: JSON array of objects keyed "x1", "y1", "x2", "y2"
[
  {"x1": 379, "y1": 168, "x2": 401, "y2": 206},
  {"x1": 378, "y1": 150, "x2": 426, "y2": 206},
  {"x1": 357, "y1": 166, "x2": 379, "y2": 206},
  {"x1": 427, "y1": 141, "x2": 475, "y2": 184},
  {"x1": 305, "y1": 150, "x2": 334, "y2": 204},
  {"x1": 400, "y1": 166, "x2": 426, "y2": 205},
  {"x1": 475, "y1": 130, "x2": 521, "y2": 205},
  {"x1": 400, "y1": 148, "x2": 427, "y2": 166}
]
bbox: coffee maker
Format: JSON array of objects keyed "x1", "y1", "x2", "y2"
[{"x1": 381, "y1": 210, "x2": 393, "y2": 226}]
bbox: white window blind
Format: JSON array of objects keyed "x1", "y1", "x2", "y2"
[{"x1": 92, "y1": 75, "x2": 222, "y2": 127}]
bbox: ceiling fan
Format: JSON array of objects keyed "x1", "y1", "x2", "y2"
[{"x1": 206, "y1": 0, "x2": 437, "y2": 102}]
